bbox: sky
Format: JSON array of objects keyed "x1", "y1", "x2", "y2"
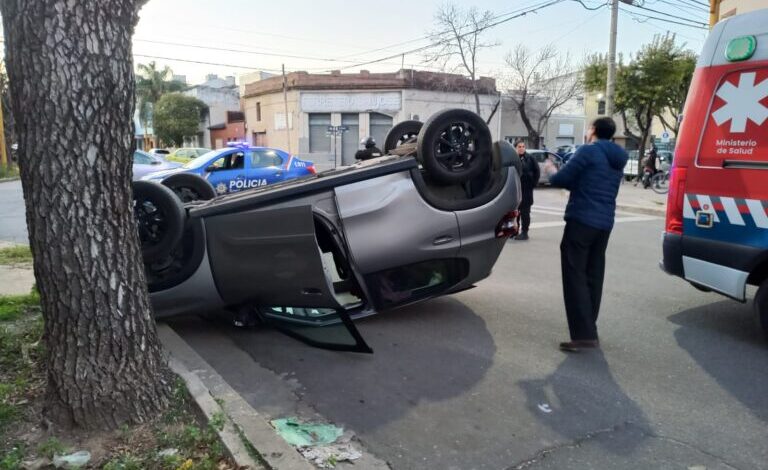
[{"x1": 130, "y1": 0, "x2": 710, "y2": 85}]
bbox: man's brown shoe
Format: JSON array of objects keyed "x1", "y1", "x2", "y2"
[{"x1": 559, "y1": 340, "x2": 600, "y2": 352}]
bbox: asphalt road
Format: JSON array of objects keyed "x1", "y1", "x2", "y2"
[
  {"x1": 170, "y1": 189, "x2": 768, "y2": 470},
  {"x1": 3, "y1": 180, "x2": 766, "y2": 469}
]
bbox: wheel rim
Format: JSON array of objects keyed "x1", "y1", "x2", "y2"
[
  {"x1": 429, "y1": 120, "x2": 487, "y2": 174},
  {"x1": 175, "y1": 186, "x2": 201, "y2": 202},
  {"x1": 134, "y1": 197, "x2": 169, "y2": 249},
  {"x1": 395, "y1": 131, "x2": 419, "y2": 147}
]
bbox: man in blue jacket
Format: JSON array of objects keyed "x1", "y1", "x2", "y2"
[{"x1": 549, "y1": 117, "x2": 628, "y2": 352}]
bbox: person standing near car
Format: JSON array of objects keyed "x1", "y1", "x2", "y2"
[
  {"x1": 514, "y1": 139, "x2": 540, "y2": 241},
  {"x1": 355, "y1": 137, "x2": 383, "y2": 161},
  {"x1": 548, "y1": 117, "x2": 628, "y2": 352}
]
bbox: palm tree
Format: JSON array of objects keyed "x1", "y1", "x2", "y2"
[{"x1": 135, "y1": 61, "x2": 185, "y2": 147}]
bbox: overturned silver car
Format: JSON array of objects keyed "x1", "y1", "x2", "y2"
[{"x1": 133, "y1": 109, "x2": 522, "y2": 352}]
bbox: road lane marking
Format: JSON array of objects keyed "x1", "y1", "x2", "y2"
[{"x1": 530, "y1": 215, "x2": 658, "y2": 229}]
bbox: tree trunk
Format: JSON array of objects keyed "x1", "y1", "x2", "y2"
[
  {"x1": 516, "y1": 102, "x2": 540, "y2": 148},
  {"x1": 0, "y1": 0, "x2": 170, "y2": 430}
]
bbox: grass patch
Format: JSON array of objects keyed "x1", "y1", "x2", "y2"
[
  {"x1": 0, "y1": 293, "x2": 240, "y2": 469},
  {"x1": 0, "y1": 245, "x2": 32, "y2": 266},
  {"x1": 0, "y1": 293, "x2": 40, "y2": 321},
  {"x1": 0, "y1": 164, "x2": 19, "y2": 180}
]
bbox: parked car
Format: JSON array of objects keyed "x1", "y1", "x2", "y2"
[
  {"x1": 132, "y1": 150, "x2": 181, "y2": 181},
  {"x1": 527, "y1": 149, "x2": 563, "y2": 184},
  {"x1": 133, "y1": 109, "x2": 523, "y2": 352},
  {"x1": 165, "y1": 147, "x2": 211, "y2": 164},
  {"x1": 141, "y1": 144, "x2": 316, "y2": 201},
  {"x1": 148, "y1": 148, "x2": 171, "y2": 157}
]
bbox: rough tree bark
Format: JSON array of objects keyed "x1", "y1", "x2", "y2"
[{"x1": 0, "y1": 0, "x2": 171, "y2": 429}]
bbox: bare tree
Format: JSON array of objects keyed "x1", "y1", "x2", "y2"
[
  {"x1": 0, "y1": 0, "x2": 171, "y2": 429},
  {"x1": 503, "y1": 45, "x2": 583, "y2": 149},
  {"x1": 426, "y1": 3, "x2": 498, "y2": 116}
]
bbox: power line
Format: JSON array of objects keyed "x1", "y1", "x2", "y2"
[
  {"x1": 654, "y1": 0, "x2": 709, "y2": 16},
  {"x1": 620, "y1": 7, "x2": 709, "y2": 29},
  {"x1": 624, "y1": 2, "x2": 708, "y2": 26},
  {"x1": 132, "y1": 54, "x2": 282, "y2": 73},
  {"x1": 677, "y1": 0, "x2": 709, "y2": 8},
  {"x1": 334, "y1": 0, "x2": 561, "y2": 61},
  {"x1": 331, "y1": 0, "x2": 567, "y2": 72}
]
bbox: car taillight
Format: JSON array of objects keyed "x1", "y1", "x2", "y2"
[
  {"x1": 307, "y1": 165, "x2": 317, "y2": 175},
  {"x1": 665, "y1": 166, "x2": 687, "y2": 235},
  {"x1": 496, "y1": 210, "x2": 520, "y2": 238}
]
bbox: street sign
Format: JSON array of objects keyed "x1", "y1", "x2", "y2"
[{"x1": 661, "y1": 131, "x2": 670, "y2": 143}]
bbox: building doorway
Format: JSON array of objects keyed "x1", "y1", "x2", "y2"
[{"x1": 341, "y1": 114, "x2": 360, "y2": 165}]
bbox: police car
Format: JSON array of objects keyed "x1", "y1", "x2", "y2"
[
  {"x1": 142, "y1": 143, "x2": 315, "y2": 201},
  {"x1": 661, "y1": 8, "x2": 768, "y2": 337}
]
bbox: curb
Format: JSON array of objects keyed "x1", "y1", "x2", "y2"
[
  {"x1": 616, "y1": 203, "x2": 666, "y2": 217},
  {"x1": 157, "y1": 323, "x2": 314, "y2": 470}
]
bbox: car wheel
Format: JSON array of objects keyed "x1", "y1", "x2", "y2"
[
  {"x1": 132, "y1": 181, "x2": 185, "y2": 262},
  {"x1": 162, "y1": 173, "x2": 217, "y2": 202},
  {"x1": 417, "y1": 109, "x2": 492, "y2": 185},
  {"x1": 754, "y1": 280, "x2": 768, "y2": 338},
  {"x1": 384, "y1": 120, "x2": 423, "y2": 153}
]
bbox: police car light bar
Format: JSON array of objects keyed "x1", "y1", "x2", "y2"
[{"x1": 226, "y1": 141, "x2": 250, "y2": 148}]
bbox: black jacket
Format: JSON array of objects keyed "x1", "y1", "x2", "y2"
[
  {"x1": 355, "y1": 146, "x2": 383, "y2": 161},
  {"x1": 519, "y1": 152, "x2": 540, "y2": 207}
]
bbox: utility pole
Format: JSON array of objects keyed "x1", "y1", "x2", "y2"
[
  {"x1": 281, "y1": 64, "x2": 292, "y2": 154},
  {"x1": 709, "y1": 0, "x2": 721, "y2": 27},
  {"x1": 605, "y1": 0, "x2": 619, "y2": 117},
  {"x1": 0, "y1": 99, "x2": 6, "y2": 169}
]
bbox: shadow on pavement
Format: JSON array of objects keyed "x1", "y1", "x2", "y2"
[
  {"x1": 518, "y1": 350, "x2": 651, "y2": 456},
  {"x1": 669, "y1": 300, "x2": 768, "y2": 423},
  {"x1": 207, "y1": 297, "x2": 496, "y2": 433}
]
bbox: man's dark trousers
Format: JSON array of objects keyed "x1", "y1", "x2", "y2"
[
  {"x1": 518, "y1": 203, "x2": 531, "y2": 233},
  {"x1": 560, "y1": 220, "x2": 611, "y2": 340}
]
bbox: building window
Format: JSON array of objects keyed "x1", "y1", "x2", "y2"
[
  {"x1": 256, "y1": 102, "x2": 261, "y2": 122},
  {"x1": 597, "y1": 100, "x2": 606, "y2": 115},
  {"x1": 309, "y1": 113, "x2": 332, "y2": 153}
]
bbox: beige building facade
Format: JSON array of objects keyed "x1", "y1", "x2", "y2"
[
  {"x1": 714, "y1": 0, "x2": 768, "y2": 24},
  {"x1": 241, "y1": 70, "x2": 501, "y2": 169}
]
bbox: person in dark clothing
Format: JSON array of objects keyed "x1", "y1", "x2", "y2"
[
  {"x1": 548, "y1": 117, "x2": 628, "y2": 352},
  {"x1": 514, "y1": 140, "x2": 540, "y2": 241},
  {"x1": 355, "y1": 136, "x2": 383, "y2": 161}
]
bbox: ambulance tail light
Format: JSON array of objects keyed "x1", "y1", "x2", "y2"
[
  {"x1": 665, "y1": 166, "x2": 688, "y2": 235},
  {"x1": 307, "y1": 164, "x2": 317, "y2": 175}
]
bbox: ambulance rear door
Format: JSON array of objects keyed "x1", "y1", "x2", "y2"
[{"x1": 682, "y1": 10, "x2": 768, "y2": 300}]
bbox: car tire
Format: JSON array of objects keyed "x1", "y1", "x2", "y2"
[
  {"x1": 417, "y1": 109, "x2": 492, "y2": 185},
  {"x1": 384, "y1": 120, "x2": 423, "y2": 153},
  {"x1": 162, "y1": 173, "x2": 217, "y2": 202},
  {"x1": 754, "y1": 280, "x2": 768, "y2": 338},
  {"x1": 132, "y1": 181, "x2": 186, "y2": 262}
]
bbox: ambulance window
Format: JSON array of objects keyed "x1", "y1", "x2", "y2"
[{"x1": 697, "y1": 68, "x2": 768, "y2": 168}]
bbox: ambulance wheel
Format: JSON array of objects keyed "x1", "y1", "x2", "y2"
[
  {"x1": 417, "y1": 109, "x2": 491, "y2": 185},
  {"x1": 132, "y1": 181, "x2": 185, "y2": 262},
  {"x1": 162, "y1": 174, "x2": 217, "y2": 203},
  {"x1": 384, "y1": 120, "x2": 423, "y2": 153},
  {"x1": 754, "y1": 280, "x2": 768, "y2": 338}
]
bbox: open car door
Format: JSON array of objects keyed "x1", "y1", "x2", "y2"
[
  {"x1": 203, "y1": 204, "x2": 372, "y2": 353},
  {"x1": 257, "y1": 306, "x2": 372, "y2": 353}
]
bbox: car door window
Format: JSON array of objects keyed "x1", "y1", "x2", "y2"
[
  {"x1": 133, "y1": 152, "x2": 152, "y2": 165},
  {"x1": 208, "y1": 152, "x2": 245, "y2": 171},
  {"x1": 251, "y1": 150, "x2": 283, "y2": 168}
]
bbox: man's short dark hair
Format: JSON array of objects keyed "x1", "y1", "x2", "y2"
[{"x1": 592, "y1": 117, "x2": 616, "y2": 140}]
